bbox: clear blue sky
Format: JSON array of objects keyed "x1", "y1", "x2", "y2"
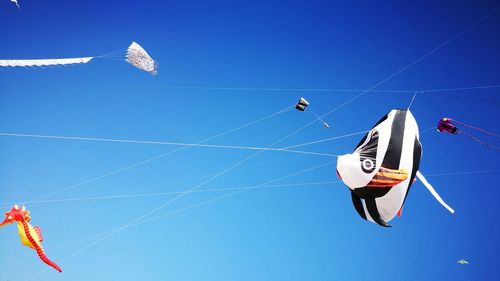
[{"x1": 0, "y1": 1, "x2": 499, "y2": 280}]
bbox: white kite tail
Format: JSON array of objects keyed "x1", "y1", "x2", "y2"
[
  {"x1": 416, "y1": 171, "x2": 455, "y2": 214},
  {"x1": 11, "y1": 0, "x2": 20, "y2": 10},
  {"x1": 0, "y1": 57, "x2": 94, "y2": 67}
]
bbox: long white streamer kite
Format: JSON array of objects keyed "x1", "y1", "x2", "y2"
[{"x1": 0, "y1": 42, "x2": 157, "y2": 75}]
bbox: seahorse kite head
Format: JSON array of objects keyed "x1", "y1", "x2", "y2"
[{"x1": 0, "y1": 205, "x2": 31, "y2": 227}]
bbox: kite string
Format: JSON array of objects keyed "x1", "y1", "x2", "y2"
[
  {"x1": 18, "y1": 152, "x2": 311, "y2": 214},
  {"x1": 1, "y1": 82, "x2": 499, "y2": 106},
  {"x1": 46, "y1": 160, "x2": 336, "y2": 253},
  {"x1": 25, "y1": 123, "x2": 338, "y2": 281},
  {"x1": 460, "y1": 131, "x2": 500, "y2": 151},
  {"x1": 453, "y1": 120, "x2": 500, "y2": 138},
  {"x1": 99, "y1": 84, "x2": 500, "y2": 93},
  {"x1": 308, "y1": 107, "x2": 328, "y2": 126},
  {"x1": 407, "y1": 92, "x2": 418, "y2": 109},
  {"x1": 8, "y1": 180, "x2": 342, "y2": 206},
  {"x1": 419, "y1": 126, "x2": 437, "y2": 134},
  {"x1": 141, "y1": 161, "x2": 337, "y2": 224},
  {"x1": 95, "y1": 48, "x2": 127, "y2": 59},
  {"x1": 44, "y1": 168, "x2": 500, "y2": 252},
  {"x1": 0, "y1": 132, "x2": 338, "y2": 158},
  {"x1": 20, "y1": 152, "x2": 324, "y2": 211},
  {"x1": 281, "y1": 130, "x2": 368, "y2": 150},
  {"x1": 45, "y1": 166, "x2": 500, "y2": 261},
  {"x1": 25, "y1": 109, "x2": 341, "y2": 281},
  {"x1": 19, "y1": 104, "x2": 294, "y2": 204},
  {"x1": 425, "y1": 169, "x2": 500, "y2": 177},
  {"x1": 0, "y1": 127, "x2": 367, "y2": 206},
  {"x1": 20, "y1": 149, "x2": 185, "y2": 205},
  {"x1": 423, "y1": 85, "x2": 500, "y2": 93},
  {"x1": 286, "y1": 4, "x2": 500, "y2": 123}
]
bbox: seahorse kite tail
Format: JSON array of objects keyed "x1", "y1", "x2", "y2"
[{"x1": 0, "y1": 205, "x2": 62, "y2": 272}]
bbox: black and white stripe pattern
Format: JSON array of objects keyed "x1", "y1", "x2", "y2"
[{"x1": 337, "y1": 109, "x2": 422, "y2": 227}]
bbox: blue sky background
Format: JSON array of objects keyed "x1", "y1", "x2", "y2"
[{"x1": 0, "y1": 1, "x2": 499, "y2": 280}]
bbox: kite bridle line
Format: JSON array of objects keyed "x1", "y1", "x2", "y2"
[{"x1": 407, "y1": 92, "x2": 419, "y2": 110}]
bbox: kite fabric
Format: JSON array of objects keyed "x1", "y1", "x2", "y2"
[
  {"x1": 337, "y1": 109, "x2": 454, "y2": 227},
  {"x1": 0, "y1": 41, "x2": 157, "y2": 74},
  {"x1": 295, "y1": 97, "x2": 310, "y2": 111},
  {"x1": 416, "y1": 171, "x2": 455, "y2": 214},
  {"x1": 437, "y1": 118, "x2": 459, "y2": 134},
  {"x1": 126, "y1": 41, "x2": 158, "y2": 75},
  {"x1": 0, "y1": 57, "x2": 93, "y2": 67},
  {"x1": 0, "y1": 205, "x2": 62, "y2": 272}
]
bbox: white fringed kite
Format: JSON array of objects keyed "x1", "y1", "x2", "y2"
[{"x1": 0, "y1": 42, "x2": 157, "y2": 75}]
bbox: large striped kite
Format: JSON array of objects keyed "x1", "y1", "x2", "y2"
[{"x1": 337, "y1": 109, "x2": 454, "y2": 227}]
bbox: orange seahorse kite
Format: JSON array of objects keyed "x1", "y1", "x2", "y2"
[{"x1": 0, "y1": 205, "x2": 62, "y2": 272}]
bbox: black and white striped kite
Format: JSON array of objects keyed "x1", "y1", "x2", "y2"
[{"x1": 336, "y1": 109, "x2": 454, "y2": 227}]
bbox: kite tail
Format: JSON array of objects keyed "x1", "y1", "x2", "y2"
[
  {"x1": 416, "y1": 171, "x2": 454, "y2": 214},
  {"x1": 20, "y1": 221, "x2": 62, "y2": 272},
  {"x1": 36, "y1": 250, "x2": 62, "y2": 273},
  {"x1": 453, "y1": 120, "x2": 500, "y2": 138},
  {"x1": 460, "y1": 131, "x2": 500, "y2": 151}
]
